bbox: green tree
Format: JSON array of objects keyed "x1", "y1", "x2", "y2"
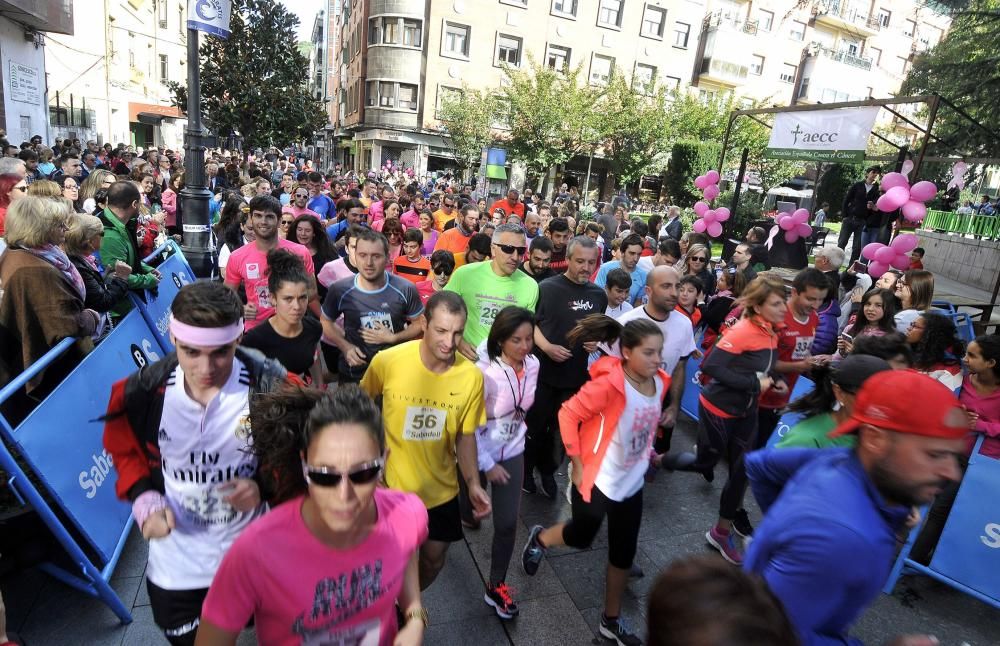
[
  {"x1": 663, "y1": 141, "x2": 722, "y2": 206},
  {"x1": 730, "y1": 107, "x2": 805, "y2": 193},
  {"x1": 498, "y1": 61, "x2": 603, "y2": 188},
  {"x1": 597, "y1": 71, "x2": 672, "y2": 188},
  {"x1": 168, "y1": 0, "x2": 326, "y2": 149},
  {"x1": 437, "y1": 87, "x2": 500, "y2": 173},
  {"x1": 901, "y1": 0, "x2": 1000, "y2": 157},
  {"x1": 663, "y1": 92, "x2": 734, "y2": 146}
]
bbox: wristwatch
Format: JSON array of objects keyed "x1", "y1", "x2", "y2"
[{"x1": 405, "y1": 607, "x2": 429, "y2": 627}]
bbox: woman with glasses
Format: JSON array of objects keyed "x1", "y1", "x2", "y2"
[
  {"x1": 0, "y1": 173, "x2": 28, "y2": 237},
  {"x1": 415, "y1": 249, "x2": 455, "y2": 305},
  {"x1": 278, "y1": 212, "x2": 294, "y2": 239},
  {"x1": 61, "y1": 176, "x2": 84, "y2": 213},
  {"x1": 195, "y1": 385, "x2": 428, "y2": 646},
  {"x1": 381, "y1": 217, "x2": 404, "y2": 264},
  {"x1": 65, "y1": 214, "x2": 132, "y2": 337},
  {"x1": 905, "y1": 311, "x2": 964, "y2": 391},
  {"x1": 894, "y1": 269, "x2": 934, "y2": 333},
  {"x1": 79, "y1": 169, "x2": 117, "y2": 215},
  {"x1": 682, "y1": 243, "x2": 717, "y2": 296}
]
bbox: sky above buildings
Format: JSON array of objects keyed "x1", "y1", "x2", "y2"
[{"x1": 277, "y1": 0, "x2": 324, "y2": 42}]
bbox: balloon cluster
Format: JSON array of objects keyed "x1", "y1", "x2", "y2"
[
  {"x1": 692, "y1": 202, "x2": 731, "y2": 238},
  {"x1": 693, "y1": 170, "x2": 721, "y2": 201},
  {"x1": 876, "y1": 160, "x2": 937, "y2": 223},
  {"x1": 774, "y1": 208, "x2": 813, "y2": 244},
  {"x1": 861, "y1": 233, "x2": 919, "y2": 278}
]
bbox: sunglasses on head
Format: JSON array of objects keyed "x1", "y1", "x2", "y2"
[
  {"x1": 302, "y1": 458, "x2": 384, "y2": 488},
  {"x1": 496, "y1": 243, "x2": 527, "y2": 255}
]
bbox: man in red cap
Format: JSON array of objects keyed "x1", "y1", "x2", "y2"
[{"x1": 743, "y1": 371, "x2": 968, "y2": 646}]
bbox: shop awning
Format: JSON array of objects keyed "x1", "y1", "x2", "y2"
[{"x1": 128, "y1": 102, "x2": 184, "y2": 123}]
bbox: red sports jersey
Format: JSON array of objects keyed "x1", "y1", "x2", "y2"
[{"x1": 758, "y1": 309, "x2": 818, "y2": 409}]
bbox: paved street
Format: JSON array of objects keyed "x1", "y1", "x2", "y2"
[{"x1": 2, "y1": 420, "x2": 996, "y2": 646}]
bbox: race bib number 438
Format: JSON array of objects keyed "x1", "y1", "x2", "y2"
[{"x1": 403, "y1": 406, "x2": 446, "y2": 441}]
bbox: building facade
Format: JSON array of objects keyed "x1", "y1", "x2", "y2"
[
  {"x1": 44, "y1": 0, "x2": 188, "y2": 150},
  {"x1": 326, "y1": 0, "x2": 951, "y2": 181}
]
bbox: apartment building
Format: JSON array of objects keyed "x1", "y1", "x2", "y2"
[
  {"x1": 327, "y1": 0, "x2": 951, "y2": 180},
  {"x1": 45, "y1": 0, "x2": 188, "y2": 149}
]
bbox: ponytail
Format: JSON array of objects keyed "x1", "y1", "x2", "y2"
[{"x1": 566, "y1": 314, "x2": 662, "y2": 351}]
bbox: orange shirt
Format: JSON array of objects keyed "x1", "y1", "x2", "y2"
[
  {"x1": 435, "y1": 227, "x2": 472, "y2": 254},
  {"x1": 488, "y1": 199, "x2": 525, "y2": 220},
  {"x1": 393, "y1": 255, "x2": 432, "y2": 285},
  {"x1": 433, "y1": 208, "x2": 456, "y2": 232}
]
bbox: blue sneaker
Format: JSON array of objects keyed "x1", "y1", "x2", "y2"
[
  {"x1": 706, "y1": 526, "x2": 743, "y2": 565},
  {"x1": 521, "y1": 524, "x2": 545, "y2": 576}
]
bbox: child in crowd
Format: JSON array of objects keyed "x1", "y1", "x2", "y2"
[
  {"x1": 675, "y1": 275, "x2": 703, "y2": 328},
  {"x1": 605, "y1": 268, "x2": 634, "y2": 319},
  {"x1": 909, "y1": 247, "x2": 925, "y2": 269},
  {"x1": 394, "y1": 228, "x2": 431, "y2": 285},
  {"x1": 837, "y1": 288, "x2": 899, "y2": 357}
]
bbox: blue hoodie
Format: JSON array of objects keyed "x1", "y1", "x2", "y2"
[{"x1": 743, "y1": 448, "x2": 911, "y2": 645}]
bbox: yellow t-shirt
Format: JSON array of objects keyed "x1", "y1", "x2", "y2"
[
  {"x1": 432, "y1": 209, "x2": 454, "y2": 232},
  {"x1": 360, "y1": 340, "x2": 486, "y2": 509}
]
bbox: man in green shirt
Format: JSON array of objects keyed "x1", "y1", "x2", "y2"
[
  {"x1": 447, "y1": 223, "x2": 539, "y2": 360},
  {"x1": 98, "y1": 181, "x2": 162, "y2": 317}
]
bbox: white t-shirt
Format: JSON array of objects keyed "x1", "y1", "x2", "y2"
[
  {"x1": 606, "y1": 301, "x2": 633, "y2": 319},
  {"x1": 594, "y1": 377, "x2": 665, "y2": 501},
  {"x1": 637, "y1": 256, "x2": 655, "y2": 274},
  {"x1": 600, "y1": 306, "x2": 697, "y2": 375},
  {"x1": 146, "y1": 358, "x2": 266, "y2": 590}
]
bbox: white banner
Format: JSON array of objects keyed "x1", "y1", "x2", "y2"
[
  {"x1": 187, "y1": 0, "x2": 233, "y2": 39},
  {"x1": 767, "y1": 107, "x2": 880, "y2": 162}
]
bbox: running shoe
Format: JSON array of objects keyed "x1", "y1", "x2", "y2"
[
  {"x1": 539, "y1": 473, "x2": 557, "y2": 499},
  {"x1": 705, "y1": 526, "x2": 743, "y2": 565},
  {"x1": 628, "y1": 562, "x2": 645, "y2": 578},
  {"x1": 733, "y1": 509, "x2": 754, "y2": 539},
  {"x1": 484, "y1": 582, "x2": 519, "y2": 619},
  {"x1": 522, "y1": 524, "x2": 545, "y2": 576},
  {"x1": 599, "y1": 614, "x2": 642, "y2": 646}
]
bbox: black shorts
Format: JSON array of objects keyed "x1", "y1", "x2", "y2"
[
  {"x1": 146, "y1": 579, "x2": 208, "y2": 646},
  {"x1": 426, "y1": 496, "x2": 463, "y2": 543}
]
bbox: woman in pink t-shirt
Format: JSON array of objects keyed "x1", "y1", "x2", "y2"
[{"x1": 196, "y1": 386, "x2": 429, "y2": 646}]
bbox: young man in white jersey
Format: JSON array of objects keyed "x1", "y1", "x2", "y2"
[{"x1": 103, "y1": 281, "x2": 298, "y2": 645}]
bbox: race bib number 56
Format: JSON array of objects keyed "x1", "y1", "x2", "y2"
[{"x1": 403, "y1": 406, "x2": 446, "y2": 441}]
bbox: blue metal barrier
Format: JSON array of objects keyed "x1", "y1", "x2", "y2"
[
  {"x1": 883, "y1": 435, "x2": 1000, "y2": 609},
  {"x1": 0, "y1": 311, "x2": 166, "y2": 624},
  {"x1": 130, "y1": 240, "x2": 196, "y2": 353}
]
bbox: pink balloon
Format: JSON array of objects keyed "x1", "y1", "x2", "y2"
[
  {"x1": 707, "y1": 221, "x2": 723, "y2": 238},
  {"x1": 862, "y1": 243, "x2": 884, "y2": 261},
  {"x1": 714, "y1": 207, "x2": 731, "y2": 221},
  {"x1": 880, "y1": 172, "x2": 909, "y2": 191},
  {"x1": 784, "y1": 232, "x2": 800, "y2": 244},
  {"x1": 693, "y1": 201, "x2": 709, "y2": 217},
  {"x1": 890, "y1": 253, "x2": 911, "y2": 270},
  {"x1": 901, "y1": 159, "x2": 914, "y2": 177},
  {"x1": 703, "y1": 185, "x2": 720, "y2": 201},
  {"x1": 692, "y1": 218, "x2": 707, "y2": 233},
  {"x1": 705, "y1": 170, "x2": 721, "y2": 184},
  {"x1": 703, "y1": 210, "x2": 718, "y2": 223},
  {"x1": 909, "y1": 180, "x2": 937, "y2": 202},
  {"x1": 901, "y1": 200, "x2": 927, "y2": 222},
  {"x1": 867, "y1": 261, "x2": 889, "y2": 278},
  {"x1": 878, "y1": 186, "x2": 910, "y2": 211},
  {"x1": 694, "y1": 175, "x2": 709, "y2": 189},
  {"x1": 889, "y1": 233, "x2": 919, "y2": 253},
  {"x1": 795, "y1": 222, "x2": 812, "y2": 237},
  {"x1": 792, "y1": 208, "x2": 810, "y2": 223},
  {"x1": 779, "y1": 217, "x2": 795, "y2": 231},
  {"x1": 874, "y1": 246, "x2": 896, "y2": 264}
]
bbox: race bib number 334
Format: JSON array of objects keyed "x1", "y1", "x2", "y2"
[{"x1": 403, "y1": 406, "x2": 446, "y2": 441}]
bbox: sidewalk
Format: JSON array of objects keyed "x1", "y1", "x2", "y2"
[{"x1": 2, "y1": 420, "x2": 996, "y2": 645}]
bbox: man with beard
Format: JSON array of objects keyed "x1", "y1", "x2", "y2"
[
  {"x1": 544, "y1": 217, "x2": 572, "y2": 274},
  {"x1": 744, "y1": 371, "x2": 967, "y2": 646},
  {"x1": 520, "y1": 237, "x2": 556, "y2": 283}
]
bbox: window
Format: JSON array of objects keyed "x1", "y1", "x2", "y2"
[
  {"x1": 398, "y1": 83, "x2": 418, "y2": 111},
  {"x1": 663, "y1": 75, "x2": 681, "y2": 90},
  {"x1": 844, "y1": 40, "x2": 860, "y2": 56},
  {"x1": 178, "y1": 6, "x2": 183, "y2": 35},
  {"x1": 366, "y1": 81, "x2": 377, "y2": 107},
  {"x1": 546, "y1": 44, "x2": 571, "y2": 71},
  {"x1": 598, "y1": 0, "x2": 623, "y2": 29},
  {"x1": 750, "y1": 54, "x2": 764, "y2": 75},
  {"x1": 699, "y1": 88, "x2": 717, "y2": 103},
  {"x1": 368, "y1": 19, "x2": 381, "y2": 44},
  {"x1": 634, "y1": 63, "x2": 656, "y2": 91},
  {"x1": 552, "y1": 0, "x2": 577, "y2": 16},
  {"x1": 590, "y1": 53, "x2": 614, "y2": 84},
  {"x1": 128, "y1": 32, "x2": 135, "y2": 67},
  {"x1": 157, "y1": 0, "x2": 167, "y2": 28},
  {"x1": 779, "y1": 63, "x2": 796, "y2": 83},
  {"x1": 903, "y1": 19, "x2": 916, "y2": 37},
  {"x1": 496, "y1": 34, "x2": 522, "y2": 66},
  {"x1": 383, "y1": 19, "x2": 399, "y2": 44},
  {"x1": 403, "y1": 19, "x2": 422, "y2": 46},
  {"x1": 159, "y1": 54, "x2": 168, "y2": 81},
  {"x1": 869, "y1": 46, "x2": 882, "y2": 66},
  {"x1": 790, "y1": 20, "x2": 806, "y2": 41},
  {"x1": 436, "y1": 85, "x2": 462, "y2": 118},
  {"x1": 759, "y1": 10, "x2": 774, "y2": 32},
  {"x1": 878, "y1": 8, "x2": 891, "y2": 28},
  {"x1": 442, "y1": 22, "x2": 470, "y2": 57},
  {"x1": 369, "y1": 17, "x2": 422, "y2": 47},
  {"x1": 641, "y1": 5, "x2": 666, "y2": 39},
  {"x1": 379, "y1": 81, "x2": 395, "y2": 107},
  {"x1": 673, "y1": 21, "x2": 690, "y2": 48},
  {"x1": 895, "y1": 56, "x2": 908, "y2": 75}
]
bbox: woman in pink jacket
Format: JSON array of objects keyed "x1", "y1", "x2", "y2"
[
  {"x1": 461, "y1": 306, "x2": 538, "y2": 620},
  {"x1": 521, "y1": 314, "x2": 668, "y2": 646}
]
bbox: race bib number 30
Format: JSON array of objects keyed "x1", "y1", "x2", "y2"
[{"x1": 403, "y1": 406, "x2": 446, "y2": 441}]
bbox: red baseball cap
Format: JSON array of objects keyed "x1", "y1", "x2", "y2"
[{"x1": 828, "y1": 370, "x2": 969, "y2": 440}]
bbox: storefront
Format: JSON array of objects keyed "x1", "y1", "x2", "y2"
[
  {"x1": 351, "y1": 128, "x2": 453, "y2": 176},
  {"x1": 127, "y1": 102, "x2": 185, "y2": 151}
]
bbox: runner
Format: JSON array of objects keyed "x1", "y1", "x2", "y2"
[
  {"x1": 523, "y1": 235, "x2": 607, "y2": 498},
  {"x1": 102, "y1": 281, "x2": 298, "y2": 645},
  {"x1": 321, "y1": 228, "x2": 424, "y2": 383},
  {"x1": 595, "y1": 234, "x2": 647, "y2": 306},
  {"x1": 194, "y1": 386, "x2": 428, "y2": 646},
  {"x1": 224, "y1": 195, "x2": 318, "y2": 331},
  {"x1": 463, "y1": 306, "x2": 539, "y2": 619},
  {"x1": 522, "y1": 315, "x2": 668, "y2": 646},
  {"x1": 393, "y1": 228, "x2": 431, "y2": 285},
  {"x1": 360, "y1": 291, "x2": 491, "y2": 590},
  {"x1": 445, "y1": 223, "x2": 539, "y2": 360},
  {"x1": 519, "y1": 236, "x2": 556, "y2": 284}
]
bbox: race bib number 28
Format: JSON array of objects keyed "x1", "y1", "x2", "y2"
[{"x1": 403, "y1": 406, "x2": 446, "y2": 441}]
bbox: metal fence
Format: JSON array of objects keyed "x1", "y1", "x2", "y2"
[{"x1": 922, "y1": 210, "x2": 1000, "y2": 240}]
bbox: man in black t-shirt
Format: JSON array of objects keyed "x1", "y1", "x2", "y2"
[
  {"x1": 519, "y1": 236, "x2": 556, "y2": 283},
  {"x1": 523, "y1": 236, "x2": 607, "y2": 498}
]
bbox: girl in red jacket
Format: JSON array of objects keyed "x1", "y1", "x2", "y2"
[{"x1": 522, "y1": 315, "x2": 669, "y2": 646}]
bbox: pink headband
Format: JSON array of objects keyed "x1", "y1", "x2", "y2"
[{"x1": 169, "y1": 314, "x2": 243, "y2": 347}]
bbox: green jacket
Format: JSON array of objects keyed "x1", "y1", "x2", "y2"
[{"x1": 98, "y1": 208, "x2": 158, "y2": 316}]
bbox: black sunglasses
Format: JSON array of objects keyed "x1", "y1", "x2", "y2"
[
  {"x1": 690, "y1": 256, "x2": 707, "y2": 262},
  {"x1": 496, "y1": 243, "x2": 527, "y2": 256},
  {"x1": 433, "y1": 265, "x2": 453, "y2": 276},
  {"x1": 302, "y1": 459, "x2": 383, "y2": 488}
]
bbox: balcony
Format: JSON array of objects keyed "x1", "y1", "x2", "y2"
[
  {"x1": 812, "y1": 1, "x2": 880, "y2": 36},
  {"x1": 704, "y1": 12, "x2": 758, "y2": 36},
  {"x1": 0, "y1": 0, "x2": 73, "y2": 35},
  {"x1": 798, "y1": 49, "x2": 873, "y2": 103},
  {"x1": 700, "y1": 57, "x2": 749, "y2": 86},
  {"x1": 699, "y1": 12, "x2": 756, "y2": 86},
  {"x1": 817, "y1": 46, "x2": 873, "y2": 71}
]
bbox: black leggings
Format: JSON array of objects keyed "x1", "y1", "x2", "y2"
[
  {"x1": 693, "y1": 402, "x2": 758, "y2": 520},
  {"x1": 562, "y1": 485, "x2": 643, "y2": 570},
  {"x1": 755, "y1": 406, "x2": 783, "y2": 451},
  {"x1": 524, "y1": 382, "x2": 575, "y2": 476},
  {"x1": 146, "y1": 579, "x2": 208, "y2": 646}
]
